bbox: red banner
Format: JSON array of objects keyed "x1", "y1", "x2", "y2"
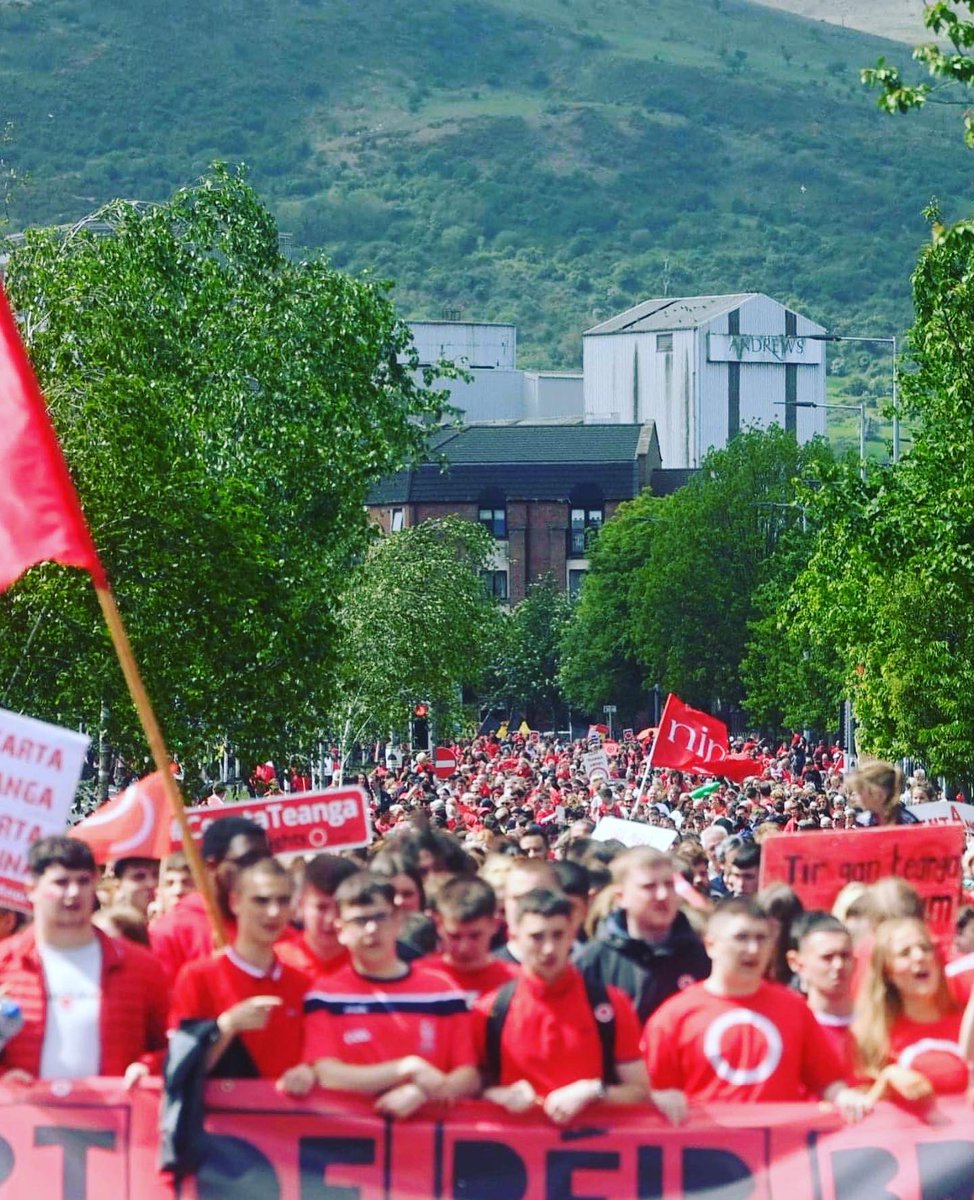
[
  {"x1": 760, "y1": 824, "x2": 965, "y2": 939},
  {"x1": 1, "y1": 1080, "x2": 973, "y2": 1198},
  {"x1": 178, "y1": 788, "x2": 373, "y2": 856}
]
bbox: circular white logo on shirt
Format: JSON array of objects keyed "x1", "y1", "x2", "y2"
[
  {"x1": 898, "y1": 1038, "x2": 964, "y2": 1070},
  {"x1": 593, "y1": 1002, "x2": 615, "y2": 1024},
  {"x1": 703, "y1": 1009, "x2": 783, "y2": 1086}
]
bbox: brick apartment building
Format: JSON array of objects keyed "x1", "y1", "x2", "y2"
[{"x1": 367, "y1": 419, "x2": 672, "y2": 604}]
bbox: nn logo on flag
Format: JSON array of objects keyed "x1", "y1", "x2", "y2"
[{"x1": 649, "y1": 695, "x2": 729, "y2": 771}]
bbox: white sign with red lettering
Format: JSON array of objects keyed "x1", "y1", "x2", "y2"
[
  {"x1": 175, "y1": 787, "x2": 373, "y2": 857},
  {"x1": 0, "y1": 707, "x2": 89, "y2": 908},
  {"x1": 908, "y1": 800, "x2": 974, "y2": 841},
  {"x1": 583, "y1": 749, "x2": 610, "y2": 781}
]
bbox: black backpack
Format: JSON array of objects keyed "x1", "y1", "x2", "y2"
[{"x1": 483, "y1": 975, "x2": 617, "y2": 1087}]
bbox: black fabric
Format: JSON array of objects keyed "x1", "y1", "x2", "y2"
[
  {"x1": 483, "y1": 974, "x2": 617, "y2": 1088},
  {"x1": 159, "y1": 1019, "x2": 219, "y2": 1179},
  {"x1": 576, "y1": 908, "x2": 711, "y2": 1025},
  {"x1": 160, "y1": 1018, "x2": 260, "y2": 1183}
]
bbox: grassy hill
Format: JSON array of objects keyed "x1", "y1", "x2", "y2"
[{"x1": 2, "y1": 0, "x2": 971, "y2": 409}]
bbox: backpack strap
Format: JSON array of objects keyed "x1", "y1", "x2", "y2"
[
  {"x1": 484, "y1": 980, "x2": 518, "y2": 1087},
  {"x1": 582, "y1": 973, "x2": 617, "y2": 1086}
]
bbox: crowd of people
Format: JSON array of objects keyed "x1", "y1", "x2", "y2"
[{"x1": 1, "y1": 729, "x2": 973, "y2": 1183}]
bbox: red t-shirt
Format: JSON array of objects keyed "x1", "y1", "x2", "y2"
[
  {"x1": 473, "y1": 965, "x2": 642, "y2": 1095},
  {"x1": 888, "y1": 1011, "x2": 968, "y2": 1094},
  {"x1": 643, "y1": 981, "x2": 846, "y2": 1102},
  {"x1": 421, "y1": 953, "x2": 517, "y2": 1003},
  {"x1": 275, "y1": 934, "x2": 350, "y2": 984},
  {"x1": 150, "y1": 891, "x2": 237, "y2": 985},
  {"x1": 946, "y1": 950, "x2": 974, "y2": 1006},
  {"x1": 303, "y1": 962, "x2": 476, "y2": 1072},
  {"x1": 169, "y1": 947, "x2": 307, "y2": 1078},
  {"x1": 812, "y1": 1011, "x2": 859, "y2": 1087}
]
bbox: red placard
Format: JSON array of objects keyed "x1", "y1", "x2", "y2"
[
  {"x1": 432, "y1": 745, "x2": 458, "y2": 781},
  {"x1": 760, "y1": 824, "x2": 964, "y2": 938},
  {"x1": 174, "y1": 787, "x2": 372, "y2": 857}
]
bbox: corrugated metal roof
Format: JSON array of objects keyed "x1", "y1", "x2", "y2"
[{"x1": 584, "y1": 294, "x2": 758, "y2": 336}]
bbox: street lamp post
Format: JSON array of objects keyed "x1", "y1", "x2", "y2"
[
  {"x1": 775, "y1": 399, "x2": 866, "y2": 475},
  {"x1": 805, "y1": 333, "x2": 898, "y2": 461}
]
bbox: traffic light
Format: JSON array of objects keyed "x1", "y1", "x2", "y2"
[{"x1": 411, "y1": 702, "x2": 430, "y2": 752}]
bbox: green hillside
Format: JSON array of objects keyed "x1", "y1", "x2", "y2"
[{"x1": 2, "y1": 0, "x2": 970, "y2": 386}]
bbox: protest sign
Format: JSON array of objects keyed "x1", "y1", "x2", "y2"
[
  {"x1": 760, "y1": 824, "x2": 964, "y2": 938},
  {"x1": 908, "y1": 800, "x2": 974, "y2": 840},
  {"x1": 0, "y1": 707, "x2": 89, "y2": 908},
  {"x1": 592, "y1": 815, "x2": 677, "y2": 851},
  {"x1": 622, "y1": 727, "x2": 635, "y2": 743},
  {"x1": 3, "y1": 1080, "x2": 974, "y2": 1200},
  {"x1": 177, "y1": 787, "x2": 372, "y2": 856},
  {"x1": 582, "y1": 749, "x2": 610, "y2": 781}
]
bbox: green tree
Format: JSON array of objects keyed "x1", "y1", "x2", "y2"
[
  {"x1": 0, "y1": 166, "x2": 449, "y2": 780},
  {"x1": 557, "y1": 496, "x2": 651, "y2": 717},
  {"x1": 327, "y1": 517, "x2": 497, "y2": 772},
  {"x1": 483, "y1": 576, "x2": 572, "y2": 729},
  {"x1": 783, "y1": 213, "x2": 974, "y2": 775},
  {"x1": 560, "y1": 427, "x2": 835, "y2": 720}
]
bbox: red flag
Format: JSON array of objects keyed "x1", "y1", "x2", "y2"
[
  {"x1": 0, "y1": 283, "x2": 106, "y2": 592},
  {"x1": 648, "y1": 694, "x2": 730, "y2": 772},
  {"x1": 71, "y1": 771, "x2": 171, "y2": 863},
  {"x1": 588, "y1": 723, "x2": 609, "y2": 738},
  {"x1": 701, "y1": 753, "x2": 763, "y2": 784}
]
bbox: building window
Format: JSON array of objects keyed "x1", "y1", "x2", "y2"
[
  {"x1": 568, "y1": 506, "x2": 603, "y2": 557},
  {"x1": 568, "y1": 569, "x2": 588, "y2": 598},
  {"x1": 391, "y1": 508, "x2": 405, "y2": 532},
  {"x1": 479, "y1": 506, "x2": 507, "y2": 538},
  {"x1": 481, "y1": 569, "x2": 509, "y2": 601},
  {"x1": 657, "y1": 333, "x2": 673, "y2": 353}
]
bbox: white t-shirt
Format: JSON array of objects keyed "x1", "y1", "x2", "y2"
[{"x1": 39, "y1": 939, "x2": 102, "y2": 1079}]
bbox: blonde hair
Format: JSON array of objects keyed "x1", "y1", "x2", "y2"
[
  {"x1": 845, "y1": 760, "x2": 904, "y2": 821},
  {"x1": 852, "y1": 917, "x2": 955, "y2": 1077}
]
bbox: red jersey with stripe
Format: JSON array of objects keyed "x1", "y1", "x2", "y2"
[
  {"x1": 303, "y1": 962, "x2": 476, "y2": 1071},
  {"x1": 473, "y1": 965, "x2": 642, "y2": 1095},
  {"x1": 946, "y1": 950, "x2": 974, "y2": 1006},
  {"x1": 643, "y1": 981, "x2": 846, "y2": 1102},
  {"x1": 169, "y1": 947, "x2": 307, "y2": 1078}
]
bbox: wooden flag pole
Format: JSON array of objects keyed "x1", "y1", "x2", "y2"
[{"x1": 93, "y1": 584, "x2": 226, "y2": 948}]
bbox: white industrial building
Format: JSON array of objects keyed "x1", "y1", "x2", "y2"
[
  {"x1": 407, "y1": 320, "x2": 583, "y2": 422},
  {"x1": 582, "y1": 293, "x2": 827, "y2": 468}
]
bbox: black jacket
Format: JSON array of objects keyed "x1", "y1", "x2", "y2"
[{"x1": 576, "y1": 908, "x2": 711, "y2": 1024}]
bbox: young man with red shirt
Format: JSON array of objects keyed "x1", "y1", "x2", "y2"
[
  {"x1": 475, "y1": 889, "x2": 683, "y2": 1125},
  {"x1": 275, "y1": 853, "x2": 359, "y2": 982},
  {"x1": 151, "y1": 816, "x2": 270, "y2": 983},
  {"x1": 0, "y1": 836, "x2": 168, "y2": 1085},
  {"x1": 787, "y1": 912, "x2": 857, "y2": 1081},
  {"x1": 168, "y1": 857, "x2": 311, "y2": 1091},
  {"x1": 425, "y1": 877, "x2": 516, "y2": 1001},
  {"x1": 643, "y1": 897, "x2": 870, "y2": 1118},
  {"x1": 303, "y1": 873, "x2": 479, "y2": 1118}
]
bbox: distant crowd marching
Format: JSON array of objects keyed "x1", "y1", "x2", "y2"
[{"x1": 1, "y1": 724, "x2": 973, "y2": 1184}]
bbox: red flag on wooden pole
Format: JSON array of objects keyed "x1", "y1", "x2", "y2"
[
  {"x1": 0, "y1": 284, "x2": 106, "y2": 591},
  {"x1": 0, "y1": 280, "x2": 226, "y2": 945}
]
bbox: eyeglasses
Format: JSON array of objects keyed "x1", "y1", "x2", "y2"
[{"x1": 343, "y1": 911, "x2": 395, "y2": 929}]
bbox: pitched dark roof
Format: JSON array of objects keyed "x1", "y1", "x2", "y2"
[
  {"x1": 367, "y1": 422, "x2": 651, "y2": 505},
  {"x1": 650, "y1": 468, "x2": 698, "y2": 496}
]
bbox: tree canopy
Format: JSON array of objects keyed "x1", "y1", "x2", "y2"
[
  {"x1": 0, "y1": 166, "x2": 448, "y2": 779},
  {"x1": 326, "y1": 517, "x2": 497, "y2": 768},
  {"x1": 558, "y1": 426, "x2": 836, "y2": 722}
]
